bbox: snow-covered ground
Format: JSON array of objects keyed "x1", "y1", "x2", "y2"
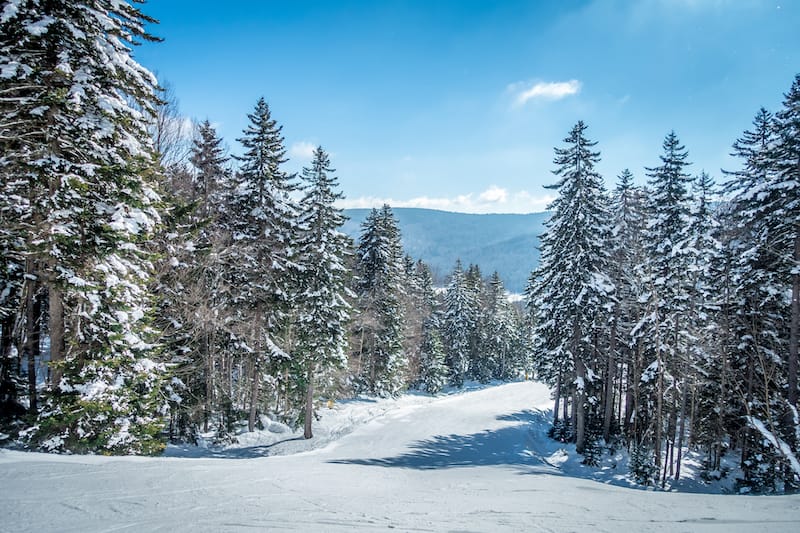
[{"x1": 2, "y1": 381, "x2": 799, "y2": 532}]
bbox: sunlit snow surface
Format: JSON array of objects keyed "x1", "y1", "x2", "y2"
[{"x1": 2, "y1": 381, "x2": 800, "y2": 532}]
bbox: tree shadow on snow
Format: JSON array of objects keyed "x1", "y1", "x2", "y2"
[
  {"x1": 329, "y1": 409, "x2": 561, "y2": 473},
  {"x1": 166, "y1": 436, "x2": 307, "y2": 459}
]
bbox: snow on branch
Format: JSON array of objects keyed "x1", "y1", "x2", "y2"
[{"x1": 746, "y1": 416, "x2": 800, "y2": 480}]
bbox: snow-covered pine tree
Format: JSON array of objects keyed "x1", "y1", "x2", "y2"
[
  {"x1": 403, "y1": 259, "x2": 439, "y2": 385},
  {"x1": 294, "y1": 146, "x2": 351, "y2": 439},
  {"x1": 673, "y1": 171, "x2": 719, "y2": 480},
  {"x1": 464, "y1": 264, "x2": 490, "y2": 381},
  {"x1": 724, "y1": 90, "x2": 800, "y2": 491},
  {"x1": 418, "y1": 319, "x2": 449, "y2": 394},
  {"x1": 639, "y1": 131, "x2": 695, "y2": 482},
  {"x1": 608, "y1": 169, "x2": 647, "y2": 444},
  {"x1": 443, "y1": 260, "x2": 474, "y2": 387},
  {"x1": 352, "y1": 205, "x2": 406, "y2": 396},
  {"x1": 404, "y1": 260, "x2": 447, "y2": 392},
  {"x1": 527, "y1": 121, "x2": 613, "y2": 456},
  {"x1": 154, "y1": 118, "x2": 233, "y2": 440},
  {"x1": 191, "y1": 120, "x2": 230, "y2": 209},
  {"x1": 0, "y1": 0, "x2": 167, "y2": 454},
  {"x1": 482, "y1": 272, "x2": 517, "y2": 381},
  {"x1": 720, "y1": 108, "x2": 784, "y2": 491},
  {"x1": 771, "y1": 76, "x2": 800, "y2": 436},
  {"x1": 223, "y1": 97, "x2": 298, "y2": 432}
]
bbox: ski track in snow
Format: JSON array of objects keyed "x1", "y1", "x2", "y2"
[{"x1": 2, "y1": 381, "x2": 800, "y2": 532}]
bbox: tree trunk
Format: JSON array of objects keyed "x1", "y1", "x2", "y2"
[
  {"x1": 787, "y1": 231, "x2": 799, "y2": 410},
  {"x1": 575, "y1": 357, "x2": 587, "y2": 454},
  {"x1": 248, "y1": 358, "x2": 259, "y2": 433},
  {"x1": 0, "y1": 314, "x2": 13, "y2": 385},
  {"x1": 48, "y1": 284, "x2": 65, "y2": 388},
  {"x1": 655, "y1": 348, "x2": 663, "y2": 473},
  {"x1": 553, "y1": 371, "x2": 562, "y2": 424},
  {"x1": 617, "y1": 351, "x2": 625, "y2": 435},
  {"x1": 625, "y1": 341, "x2": 640, "y2": 439},
  {"x1": 662, "y1": 439, "x2": 671, "y2": 488},
  {"x1": 304, "y1": 365, "x2": 314, "y2": 439},
  {"x1": 204, "y1": 333, "x2": 213, "y2": 433},
  {"x1": 675, "y1": 377, "x2": 688, "y2": 480},
  {"x1": 667, "y1": 407, "x2": 677, "y2": 477},
  {"x1": 603, "y1": 312, "x2": 618, "y2": 442},
  {"x1": 25, "y1": 282, "x2": 42, "y2": 414}
]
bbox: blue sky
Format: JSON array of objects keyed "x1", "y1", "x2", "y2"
[{"x1": 136, "y1": 0, "x2": 799, "y2": 213}]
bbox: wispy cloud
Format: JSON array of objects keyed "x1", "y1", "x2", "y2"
[
  {"x1": 289, "y1": 141, "x2": 316, "y2": 160},
  {"x1": 510, "y1": 79, "x2": 582, "y2": 106},
  {"x1": 338, "y1": 187, "x2": 554, "y2": 214}
]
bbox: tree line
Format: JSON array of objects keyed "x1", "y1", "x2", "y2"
[{"x1": 527, "y1": 75, "x2": 800, "y2": 493}]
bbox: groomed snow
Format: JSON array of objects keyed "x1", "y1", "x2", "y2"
[{"x1": 2, "y1": 381, "x2": 799, "y2": 532}]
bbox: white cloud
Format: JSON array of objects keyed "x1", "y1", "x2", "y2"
[
  {"x1": 478, "y1": 186, "x2": 508, "y2": 203},
  {"x1": 289, "y1": 141, "x2": 316, "y2": 160},
  {"x1": 511, "y1": 79, "x2": 582, "y2": 106},
  {"x1": 337, "y1": 187, "x2": 555, "y2": 214}
]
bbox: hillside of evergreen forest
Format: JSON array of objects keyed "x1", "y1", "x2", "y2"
[
  {"x1": 342, "y1": 208, "x2": 547, "y2": 293},
  {"x1": 1, "y1": 0, "x2": 800, "y2": 508}
]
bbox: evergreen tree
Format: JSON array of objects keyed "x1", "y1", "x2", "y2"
[
  {"x1": 223, "y1": 97, "x2": 299, "y2": 432},
  {"x1": 294, "y1": 147, "x2": 351, "y2": 438},
  {"x1": 191, "y1": 120, "x2": 230, "y2": 207},
  {"x1": 418, "y1": 319, "x2": 449, "y2": 394},
  {"x1": 443, "y1": 261, "x2": 474, "y2": 387},
  {"x1": 608, "y1": 169, "x2": 647, "y2": 444},
  {"x1": 482, "y1": 272, "x2": 517, "y2": 381},
  {"x1": 527, "y1": 121, "x2": 613, "y2": 455},
  {"x1": 154, "y1": 119, "x2": 232, "y2": 440},
  {"x1": 639, "y1": 131, "x2": 695, "y2": 483},
  {"x1": 771, "y1": 76, "x2": 800, "y2": 426},
  {"x1": 724, "y1": 91, "x2": 800, "y2": 490},
  {"x1": 352, "y1": 206, "x2": 406, "y2": 396},
  {"x1": 0, "y1": 0, "x2": 167, "y2": 454}
]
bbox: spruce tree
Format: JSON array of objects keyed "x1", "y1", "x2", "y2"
[
  {"x1": 443, "y1": 261, "x2": 474, "y2": 387},
  {"x1": 640, "y1": 131, "x2": 695, "y2": 482},
  {"x1": 294, "y1": 147, "x2": 351, "y2": 438},
  {"x1": 608, "y1": 169, "x2": 647, "y2": 443},
  {"x1": 418, "y1": 320, "x2": 449, "y2": 394},
  {"x1": 771, "y1": 76, "x2": 800, "y2": 423},
  {"x1": 527, "y1": 121, "x2": 613, "y2": 455},
  {"x1": 352, "y1": 206, "x2": 406, "y2": 396},
  {"x1": 724, "y1": 91, "x2": 800, "y2": 490},
  {"x1": 224, "y1": 98, "x2": 298, "y2": 432},
  {"x1": 483, "y1": 272, "x2": 517, "y2": 381},
  {"x1": 0, "y1": 0, "x2": 167, "y2": 454}
]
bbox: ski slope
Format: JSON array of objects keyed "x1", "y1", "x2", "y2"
[{"x1": 1, "y1": 381, "x2": 799, "y2": 532}]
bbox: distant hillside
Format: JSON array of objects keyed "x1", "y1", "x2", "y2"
[{"x1": 341, "y1": 208, "x2": 548, "y2": 293}]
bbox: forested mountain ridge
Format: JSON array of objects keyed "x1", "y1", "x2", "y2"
[{"x1": 342, "y1": 208, "x2": 547, "y2": 293}]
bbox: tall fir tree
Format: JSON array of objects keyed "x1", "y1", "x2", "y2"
[
  {"x1": 224, "y1": 97, "x2": 299, "y2": 432},
  {"x1": 443, "y1": 260, "x2": 474, "y2": 387},
  {"x1": 0, "y1": 0, "x2": 167, "y2": 454},
  {"x1": 528, "y1": 121, "x2": 613, "y2": 455},
  {"x1": 639, "y1": 131, "x2": 695, "y2": 482},
  {"x1": 294, "y1": 147, "x2": 351, "y2": 438},
  {"x1": 352, "y1": 205, "x2": 406, "y2": 396},
  {"x1": 608, "y1": 169, "x2": 647, "y2": 443},
  {"x1": 417, "y1": 319, "x2": 449, "y2": 394},
  {"x1": 723, "y1": 87, "x2": 800, "y2": 490}
]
